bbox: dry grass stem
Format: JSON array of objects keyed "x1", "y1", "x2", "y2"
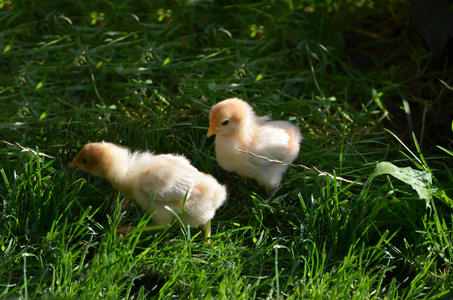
[
  {"x1": 439, "y1": 79, "x2": 453, "y2": 92},
  {"x1": 2, "y1": 140, "x2": 55, "y2": 159},
  {"x1": 235, "y1": 148, "x2": 363, "y2": 185}
]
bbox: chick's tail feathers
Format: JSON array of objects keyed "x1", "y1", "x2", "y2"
[
  {"x1": 179, "y1": 173, "x2": 227, "y2": 228},
  {"x1": 271, "y1": 121, "x2": 302, "y2": 162},
  {"x1": 196, "y1": 173, "x2": 227, "y2": 208}
]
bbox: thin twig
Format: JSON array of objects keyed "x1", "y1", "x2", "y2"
[
  {"x1": 2, "y1": 140, "x2": 55, "y2": 159},
  {"x1": 439, "y1": 79, "x2": 453, "y2": 92},
  {"x1": 235, "y1": 148, "x2": 363, "y2": 185}
]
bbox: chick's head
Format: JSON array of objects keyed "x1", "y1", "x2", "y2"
[
  {"x1": 207, "y1": 98, "x2": 253, "y2": 137},
  {"x1": 69, "y1": 142, "x2": 113, "y2": 178}
]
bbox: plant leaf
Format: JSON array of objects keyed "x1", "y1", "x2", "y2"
[
  {"x1": 372, "y1": 161, "x2": 453, "y2": 208},
  {"x1": 437, "y1": 145, "x2": 453, "y2": 157},
  {"x1": 372, "y1": 161, "x2": 432, "y2": 200}
]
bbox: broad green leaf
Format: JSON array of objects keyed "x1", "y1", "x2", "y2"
[
  {"x1": 372, "y1": 161, "x2": 453, "y2": 208},
  {"x1": 372, "y1": 161, "x2": 432, "y2": 200}
]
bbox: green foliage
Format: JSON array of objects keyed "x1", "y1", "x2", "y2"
[{"x1": 1, "y1": 0, "x2": 453, "y2": 298}]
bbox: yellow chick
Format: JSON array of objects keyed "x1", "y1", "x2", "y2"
[
  {"x1": 207, "y1": 98, "x2": 302, "y2": 195},
  {"x1": 69, "y1": 142, "x2": 227, "y2": 241}
]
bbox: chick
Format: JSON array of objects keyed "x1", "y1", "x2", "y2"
[
  {"x1": 207, "y1": 98, "x2": 302, "y2": 196},
  {"x1": 70, "y1": 142, "x2": 227, "y2": 241}
]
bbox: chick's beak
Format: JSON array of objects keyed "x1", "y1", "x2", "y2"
[
  {"x1": 207, "y1": 125, "x2": 222, "y2": 138},
  {"x1": 69, "y1": 159, "x2": 78, "y2": 169}
]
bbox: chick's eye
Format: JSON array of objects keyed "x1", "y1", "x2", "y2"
[
  {"x1": 221, "y1": 120, "x2": 229, "y2": 126},
  {"x1": 81, "y1": 158, "x2": 89, "y2": 165}
]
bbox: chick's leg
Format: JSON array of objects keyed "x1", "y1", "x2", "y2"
[
  {"x1": 240, "y1": 176, "x2": 247, "y2": 185},
  {"x1": 199, "y1": 221, "x2": 211, "y2": 244}
]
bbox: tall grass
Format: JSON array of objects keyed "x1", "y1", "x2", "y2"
[{"x1": 1, "y1": 0, "x2": 452, "y2": 298}]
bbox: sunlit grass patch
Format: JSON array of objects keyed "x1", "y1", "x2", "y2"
[{"x1": 1, "y1": 0, "x2": 452, "y2": 298}]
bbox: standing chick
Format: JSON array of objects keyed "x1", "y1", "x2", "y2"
[
  {"x1": 70, "y1": 142, "x2": 227, "y2": 241},
  {"x1": 207, "y1": 98, "x2": 302, "y2": 196}
]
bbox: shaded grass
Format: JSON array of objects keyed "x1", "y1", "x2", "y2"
[{"x1": 1, "y1": 0, "x2": 453, "y2": 298}]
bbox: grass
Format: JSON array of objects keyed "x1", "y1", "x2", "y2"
[{"x1": 1, "y1": 0, "x2": 453, "y2": 298}]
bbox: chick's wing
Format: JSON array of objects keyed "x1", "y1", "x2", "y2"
[
  {"x1": 249, "y1": 126, "x2": 289, "y2": 167},
  {"x1": 136, "y1": 165, "x2": 200, "y2": 202}
]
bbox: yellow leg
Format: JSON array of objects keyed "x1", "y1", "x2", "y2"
[{"x1": 199, "y1": 221, "x2": 211, "y2": 244}]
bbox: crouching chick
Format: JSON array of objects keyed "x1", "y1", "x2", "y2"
[{"x1": 70, "y1": 142, "x2": 227, "y2": 242}]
